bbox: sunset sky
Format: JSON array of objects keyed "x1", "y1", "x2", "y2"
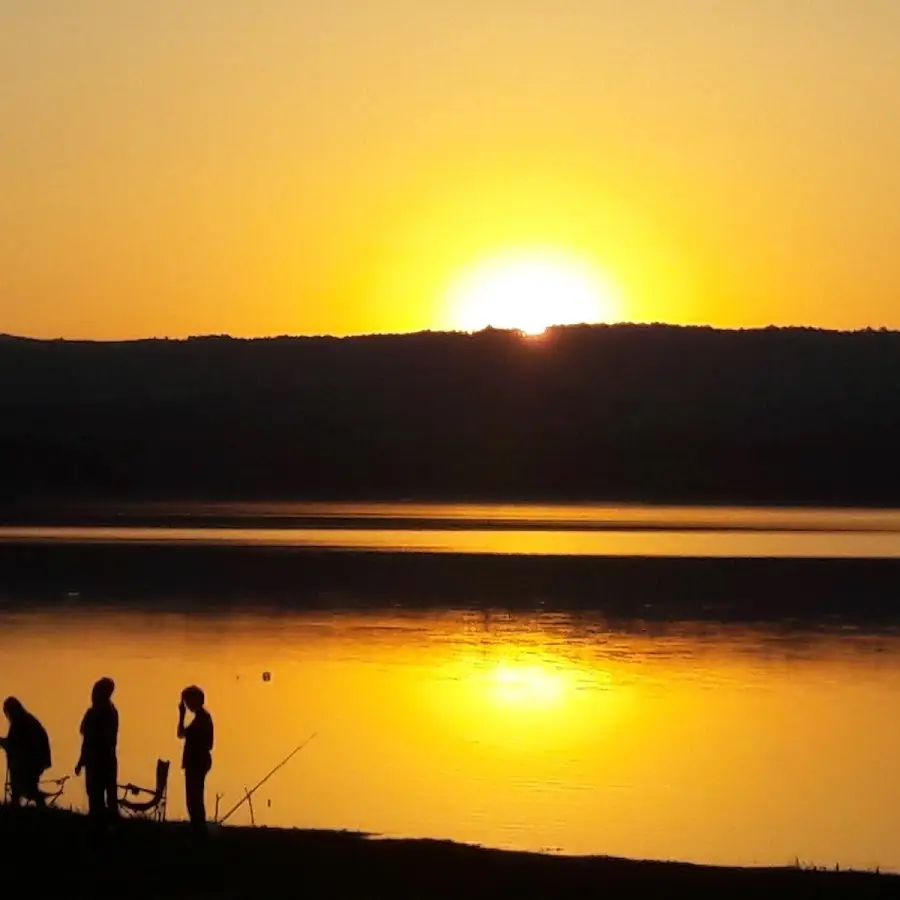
[{"x1": 2, "y1": 1, "x2": 899, "y2": 340}]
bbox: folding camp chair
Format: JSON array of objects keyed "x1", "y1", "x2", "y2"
[
  {"x1": 117, "y1": 758, "x2": 170, "y2": 821},
  {"x1": 3, "y1": 761, "x2": 68, "y2": 807}
]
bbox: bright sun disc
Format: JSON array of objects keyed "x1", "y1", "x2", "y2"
[{"x1": 448, "y1": 254, "x2": 619, "y2": 335}]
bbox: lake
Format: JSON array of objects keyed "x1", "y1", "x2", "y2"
[{"x1": 1, "y1": 502, "x2": 900, "y2": 871}]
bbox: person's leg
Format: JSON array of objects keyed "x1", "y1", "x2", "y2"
[
  {"x1": 28, "y1": 771, "x2": 45, "y2": 807},
  {"x1": 11, "y1": 770, "x2": 43, "y2": 806},
  {"x1": 8, "y1": 773, "x2": 23, "y2": 807},
  {"x1": 195, "y1": 769, "x2": 207, "y2": 825},
  {"x1": 185, "y1": 768, "x2": 198, "y2": 824},
  {"x1": 105, "y1": 760, "x2": 119, "y2": 821},
  {"x1": 184, "y1": 770, "x2": 193, "y2": 822},
  {"x1": 85, "y1": 767, "x2": 105, "y2": 823},
  {"x1": 185, "y1": 768, "x2": 207, "y2": 833}
]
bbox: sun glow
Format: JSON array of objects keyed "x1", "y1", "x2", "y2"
[
  {"x1": 448, "y1": 253, "x2": 621, "y2": 335},
  {"x1": 488, "y1": 661, "x2": 569, "y2": 707},
  {"x1": 427, "y1": 638, "x2": 632, "y2": 757}
]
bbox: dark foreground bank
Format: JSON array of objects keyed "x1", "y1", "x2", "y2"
[{"x1": 3, "y1": 807, "x2": 897, "y2": 900}]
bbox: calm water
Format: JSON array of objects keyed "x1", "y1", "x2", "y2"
[
  {"x1": 2, "y1": 503, "x2": 900, "y2": 870},
  {"x1": 5, "y1": 500, "x2": 900, "y2": 556}
]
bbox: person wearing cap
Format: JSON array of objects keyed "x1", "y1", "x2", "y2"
[{"x1": 0, "y1": 697, "x2": 51, "y2": 806}]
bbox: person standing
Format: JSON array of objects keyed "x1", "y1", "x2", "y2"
[
  {"x1": 177, "y1": 685, "x2": 213, "y2": 836},
  {"x1": 0, "y1": 697, "x2": 51, "y2": 806},
  {"x1": 75, "y1": 677, "x2": 119, "y2": 829}
]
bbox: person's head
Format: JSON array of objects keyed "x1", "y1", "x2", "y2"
[
  {"x1": 2, "y1": 697, "x2": 24, "y2": 723},
  {"x1": 181, "y1": 685, "x2": 205, "y2": 712},
  {"x1": 91, "y1": 677, "x2": 115, "y2": 706}
]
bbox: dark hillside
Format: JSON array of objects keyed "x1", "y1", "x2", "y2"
[{"x1": 2, "y1": 324, "x2": 899, "y2": 504}]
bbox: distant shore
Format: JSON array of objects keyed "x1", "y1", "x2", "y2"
[
  {"x1": 6, "y1": 496, "x2": 900, "y2": 530},
  {"x1": 4, "y1": 325, "x2": 900, "y2": 506},
  {"x1": 2, "y1": 806, "x2": 895, "y2": 899}
]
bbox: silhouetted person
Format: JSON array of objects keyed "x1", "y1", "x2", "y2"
[
  {"x1": 75, "y1": 677, "x2": 119, "y2": 829},
  {"x1": 177, "y1": 685, "x2": 213, "y2": 836},
  {"x1": 0, "y1": 697, "x2": 51, "y2": 807}
]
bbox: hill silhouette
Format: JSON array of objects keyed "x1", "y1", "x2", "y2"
[{"x1": 2, "y1": 323, "x2": 899, "y2": 505}]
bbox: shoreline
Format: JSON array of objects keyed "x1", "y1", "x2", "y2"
[
  {"x1": 5, "y1": 497, "x2": 900, "y2": 527},
  {"x1": 2, "y1": 806, "x2": 896, "y2": 899}
]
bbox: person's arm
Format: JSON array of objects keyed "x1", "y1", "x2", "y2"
[
  {"x1": 177, "y1": 699, "x2": 186, "y2": 739},
  {"x1": 205, "y1": 715, "x2": 214, "y2": 753},
  {"x1": 75, "y1": 712, "x2": 88, "y2": 775}
]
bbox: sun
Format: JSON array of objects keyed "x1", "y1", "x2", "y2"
[{"x1": 447, "y1": 253, "x2": 620, "y2": 336}]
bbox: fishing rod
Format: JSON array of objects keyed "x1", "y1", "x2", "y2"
[{"x1": 217, "y1": 731, "x2": 317, "y2": 825}]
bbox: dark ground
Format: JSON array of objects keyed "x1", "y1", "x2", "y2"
[{"x1": 3, "y1": 807, "x2": 898, "y2": 899}]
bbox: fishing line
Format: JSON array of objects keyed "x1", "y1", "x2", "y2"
[{"x1": 216, "y1": 731, "x2": 317, "y2": 825}]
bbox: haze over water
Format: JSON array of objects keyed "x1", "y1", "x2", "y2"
[{"x1": 2, "y1": 503, "x2": 900, "y2": 870}]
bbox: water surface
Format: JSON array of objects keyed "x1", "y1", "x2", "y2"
[
  {"x1": 5, "y1": 500, "x2": 900, "y2": 557},
  {"x1": 2, "y1": 604, "x2": 900, "y2": 870},
  {"x1": 3, "y1": 502, "x2": 900, "y2": 870}
]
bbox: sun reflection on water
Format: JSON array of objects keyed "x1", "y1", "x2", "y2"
[
  {"x1": 5, "y1": 604, "x2": 900, "y2": 869},
  {"x1": 489, "y1": 661, "x2": 569, "y2": 707},
  {"x1": 425, "y1": 630, "x2": 628, "y2": 761}
]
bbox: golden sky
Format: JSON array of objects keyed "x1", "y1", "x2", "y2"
[{"x1": 2, "y1": 1, "x2": 900, "y2": 339}]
